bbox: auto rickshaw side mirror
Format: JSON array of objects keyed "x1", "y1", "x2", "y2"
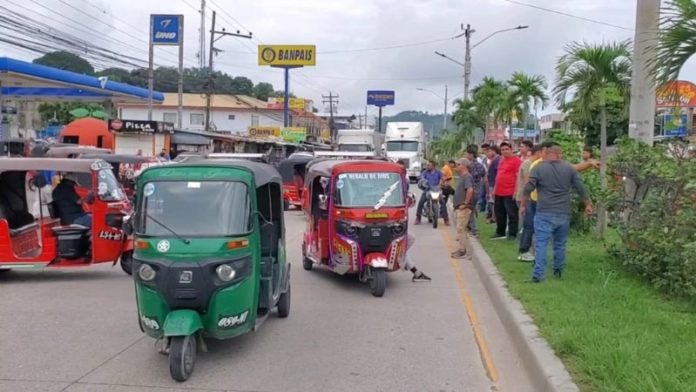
[{"x1": 318, "y1": 194, "x2": 328, "y2": 211}]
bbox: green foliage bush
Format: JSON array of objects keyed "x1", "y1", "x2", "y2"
[
  {"x1": 607, "y1": 138, "x2": 696, "y2": 298},
  {"x1": 546, "y1": 131, "x2": 602, "y2": 232}
]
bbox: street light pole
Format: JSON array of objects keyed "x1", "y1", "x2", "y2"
[
  {"x1": 444, "y1": 85, "x2": 448, "y2": 130},
  {"x1": 416, "y1": 87, "x2": 449, "y2": 130},
  {"x1": 463, "y1": 24, "x2": 474, "y2": 101}
]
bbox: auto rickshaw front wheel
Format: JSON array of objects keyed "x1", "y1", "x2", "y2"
[
  {"x1": 369, "y1": 268, "x2": 386, "y2": 297},
  {"x1": 277, "y1": 284, "x2": 291, "y2": 317},
  {"x1": 169, "y1": 335, "x2": 196, "y2": 382},
  {"x1": 120, "y1": 250, "x2": 134, "y2": 275},
  {"x1": 302, "y1": 256, "x2": 313, "y2": 271}
]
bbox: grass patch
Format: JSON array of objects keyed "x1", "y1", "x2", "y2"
[{"x1": 477, "y1": 218, "x2": 696, "y2": 392}]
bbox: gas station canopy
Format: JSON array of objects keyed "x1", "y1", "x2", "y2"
[{"x1": 0, "y1": 57, "x2": 164, "y2": 104}]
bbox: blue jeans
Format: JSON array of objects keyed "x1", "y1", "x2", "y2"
[
  {"x1": 519, "y1": 201, "x2": 536, "y2": 253},
  {"x1": 532, "y1": 212, "x2": 570, "y2": 280},
  {"x1": 73, "y1": 213, "x2": 92, "y2": 229}
]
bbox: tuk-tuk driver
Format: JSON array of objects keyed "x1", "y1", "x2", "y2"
[{"x1": 52, "y1": 173, "x2": 92, "y2": 228}]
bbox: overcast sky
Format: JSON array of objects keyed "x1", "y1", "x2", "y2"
[{"x1": 4, "y1": 0, "x2": 696, "y2": 118}]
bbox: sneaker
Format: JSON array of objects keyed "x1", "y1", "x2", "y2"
[
  {"x1": 526, "y1": 276, "x2": 542, "y2": 283},
  {"x1": 414, "y1": 218, "x2": 421, "y2": 225},
  {"x1": 553, "y1": 269, "x2": 563, "y2": 279},
  {"x1": 517, "y1": 252, "x2": 534, "y2": 262},
  {"x1": 444, "y1": 219, "x2": 450, "y2": 226},
  {"x1": 412, "y1": 271, "x2": 432, "y2": 282},
  {"x1": 450, "y1": 250, "x2": 467, "y2": 259},
  {"x1": 490, "y1": 234, "x2": 506, "y2": 240}
]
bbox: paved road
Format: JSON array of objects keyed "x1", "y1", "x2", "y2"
[{"x1": 0, "y1": 206, "x2": 535, "y2": 392}]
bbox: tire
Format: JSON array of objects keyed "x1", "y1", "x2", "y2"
[
  {"x1": 283, "y1": 200, "x2": 290, "y2": 211},
  {"x1": 169, "y1": 335, "x2": 196, "y2": 382},
  {"x1": 369, "y1": 268, "x2": 386, "y2": 297},
  {"x1": 277, "y1": 284, "x2": 291, "y2": 318},
  {"x1": 432, "y1": 200, "x2": 439, "y2": 229},
  {"x1": 120, "y1": 250, "x2": 133, "y2": 275},
  {"x1": 302, "y1": 256, "x2": 313, "y2": 271}
]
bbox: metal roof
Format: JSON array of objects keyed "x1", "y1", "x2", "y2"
[
  {"x1": 0, "y1": 157, "x2": 107, "y2": 173},
  {"x1": 0, "y1": 57, "x2": 164, "y2": 103}
]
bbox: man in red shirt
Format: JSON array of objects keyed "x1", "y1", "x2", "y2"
[{"x1": 492, "y1": 142, "x2": 522, "y2": 240}]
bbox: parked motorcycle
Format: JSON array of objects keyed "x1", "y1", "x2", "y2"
[{"x1": 422, "y1": 185, "x2": 442, "y2": 229}]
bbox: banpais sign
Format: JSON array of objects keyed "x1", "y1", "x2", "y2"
[{"x1": 109, "y1": 120, "x2": 174, "y2": 134}]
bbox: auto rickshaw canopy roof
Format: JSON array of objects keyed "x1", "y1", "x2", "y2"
[
  {"x1": 44, "y1": 145, "x2": 113, "y2": 158},
  {"x1": 0, "y1": 157, "x2": 110, "y2": 173},
  {"x1": 304, "y1": 159, "x2": 404, "y2": 185},
  {"x1": 153, "y1": 160, "x2": 282, "y2": 188},
  {"x1": 277, "y1": 154, "x2": 314, "y2": 182},
  {"x1": 79, "y1": 153, "x2": 155, "y2": 164}
]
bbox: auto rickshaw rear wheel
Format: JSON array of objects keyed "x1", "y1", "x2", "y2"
[
  {"x1": 277, "y1": 284, "x2": 291, "y2": 317},
  {"x1": 369, "y1": 268, "x2": 386, "y2": 297},
  {"x1": 283, "y1": 199, "x2": 290, "y2": 211},
  {"x1": 120, "y1": 250, "x2": 134, "y2": 275},
  {"x1": 302, "y1": 256, "x2": 313, "y2": 271},
  {"x1": 169, "y1": 335, "x2": 196, "y2": 382}
]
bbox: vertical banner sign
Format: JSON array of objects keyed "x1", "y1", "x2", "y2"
[
  {"x1": 149, "y1": 14, "x2": 184, "y2": 126},
  {"x1": 367, "y1": 90, "x2": 395, "y2": 133}
]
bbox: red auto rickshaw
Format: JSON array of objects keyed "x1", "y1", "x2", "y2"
[
  {"x1": 302, "y1": 159, "x2": 410, "y2": 297},
  {"x1": 0, "y1": 158, "x2": 131, "y2": 272},
  {"x1": 278, "y1": 154, "x2": 313, "y2": 210}
]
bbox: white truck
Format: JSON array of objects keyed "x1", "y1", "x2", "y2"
[
  {"x1": 385, "y1": 122, "x2": 425, "y2": 183},
  {"x1": 336, "y1": 129, "x2": 384, "y2": 153}
]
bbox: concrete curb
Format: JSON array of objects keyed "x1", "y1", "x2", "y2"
[{"x1": 467, "y1": 237, "x2": 579, "y2": 392}]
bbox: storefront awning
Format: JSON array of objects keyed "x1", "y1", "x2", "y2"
[{"x1": 172, "y1": 132, "x2": 210, "y2": 145}]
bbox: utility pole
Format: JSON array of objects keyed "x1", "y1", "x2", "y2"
[
  {"x1": 628, "y1": 0, "x2": 660, "y2": 146},
  {"x1": 463, "y1": 24, "x2": 474, "y2": 100},
  {"x1": 443, "y1": 84, "x2": 448, "y2": 130},
  {"x1": 323, "y1": 92, "x2": 339, "y2": 141},
  {"x1": 198, "y1": 0, "x2": 206, "y2": 69},
  {"x1": 205, "y1": 10, "x2": 253, "y2": 132}
]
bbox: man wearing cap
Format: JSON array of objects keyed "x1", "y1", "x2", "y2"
[
  {"x1": 52, "y1": 173, "x2": 93, "y2": 228},
  {"x1": 451, "y1": 158, "x2": 476, "y2": 259}
]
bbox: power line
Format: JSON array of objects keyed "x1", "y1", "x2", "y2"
[{"x1": 502, "y1": 0, "x2": 633, "y2": 31}]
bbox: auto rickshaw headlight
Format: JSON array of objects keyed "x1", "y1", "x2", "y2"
[
  {"x1": 391, "y1": 222, "x2": 405, "y2": 235},
  {"x1": 216, "y1": 264, "x2": 236, "y2": 282},
  {"x1": 138, "y1": 264, "x2": 156, "y2": 281}
]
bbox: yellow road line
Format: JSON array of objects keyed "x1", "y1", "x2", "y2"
[{"x1": 439, "y1": 225, "x2": 500, "y2": 384}]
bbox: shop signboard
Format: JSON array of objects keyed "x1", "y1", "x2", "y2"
[
  {"x1": 660, "y1": 114, "x2": 688, "y2": 137},
  {"x1": 510, "y1": 128, "x2": 539, "y2": 138},
  {"x1": 151, "y1": 15, "x2": 183, "y2": 45},
  {"x1": 656, "y1": 80, "x2": 696, "y2": 108},
  {"x1": 109, "y1": 119, "x2": 174, "y2": 133},
  {"x1": 248, "y1": 126, "x2": 280, "y2": 138},
  {"x1": 258, "y1": 45, "x2": 316, "y2": 67},
  {"x1": 281, "y1": 127, "x2": 307, "y2": 143},
  {"x1": 267, "y1": 97, "x2": 306, "y2": 110}
]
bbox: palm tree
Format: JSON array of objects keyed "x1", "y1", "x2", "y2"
[
  {"x1": 471, "y1": 77, "x2": 507, "y2": 129},
  {"x1": 653, "y1": 0, "x2": 696, "y2": 84},
  {"x1": 553, "y1": 41, "x2": 632, "y2": 236},
  {"x1": 508, "y1": 72, "x2": 549, "y2": 139},
  {"x1": 446, "y1": 98, "x2": 485, "y2": 154}
]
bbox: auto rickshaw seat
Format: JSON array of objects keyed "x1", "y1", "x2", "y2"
[
  {"x1": 9, "y1": 221, "x2": 40, "y2": 237},
  {"x1": 259, "y1": 221, "x2": 278, "y2": 258}
]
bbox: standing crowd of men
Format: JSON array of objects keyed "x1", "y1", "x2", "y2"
[{"x1": 417, "y1": 141, "x2": 598, "y2": 282}]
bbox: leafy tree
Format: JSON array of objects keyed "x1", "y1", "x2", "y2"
[
  {"x1": 38, "y1": 102, "x2": 111, "y2": 124},
  {"x1": 96, "y1": 67, "x2": 132, "y2": 83},
  {"x1": 231, "y1": 76, "x2": 254, "y2": 95},
  {"x1": 553, "y1": 41, "x2": 632, "y2": 236},
  {"x1": 33, "y1": 51, "x2": 95, "y2": 75},
  {"x1": 253, "y1": 82, "x2": 275, "y2": 101},
  {"x1": 507, "y1": 72, "x2": 548, "y2": 133},
  {"x1": 563, "y1": 86, "x2": 628, "y2": 146},
  {"x1": 471, "y1": 77, "x2": 507, "y2": 129}
]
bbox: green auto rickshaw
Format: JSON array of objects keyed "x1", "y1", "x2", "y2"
[{"x1": 129, "y1": 160, "x2": 291, "y2": 381}]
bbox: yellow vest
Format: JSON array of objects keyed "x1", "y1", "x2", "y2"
[{"x1": 529, "y1": 158, "x2": 543, "y2": 202}]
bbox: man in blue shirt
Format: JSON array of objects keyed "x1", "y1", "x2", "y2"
[{"x1": 415, "y1": 160, "x2": 444, "y2": 225}]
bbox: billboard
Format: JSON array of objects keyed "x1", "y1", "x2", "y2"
[
  {"x1": 258, "y1": 45, "x2": 316, "y2": 66},
  {"x1": 367, "y1": 90, "x2": 395, "y2": 107},
  {"x1": 660, "y1": 114, "x2": 688, "y2": 137},
  {"x1": 281, "y1": 127, "x2": 307, "y2": 143},
  {"x1": 510, "y1": 128, "x2": 539, "y2": 138},
  {"x1": 267, "y1": 97, "x2": 306, "y2": 110},
  {"x1": 151, "y1": 15, "x2": 183, "y2": 45},
  {"x1": 656, "y1": 80, "x2": 696, "y2": 108},
  {"x1": 248, "y1": 126, "x2": 281, "y2": 138}
]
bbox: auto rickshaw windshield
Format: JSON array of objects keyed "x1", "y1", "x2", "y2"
[
  {"x1": 97, "y1": 168, "x2": 127, "y2": 201},
  {"x1": 137, "y1": 180, "x2": 251, "y2": 237},
  {"x1": 334, "y1": 172, "x2": 404, "y2": 208}
]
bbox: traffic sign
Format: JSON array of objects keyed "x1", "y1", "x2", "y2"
[
  {"x1": 367, "y1": 90, "x2": 395, "y2": 107},
  {"x1": 151, "y1": 15, "x2": 183, "y2": 45}
]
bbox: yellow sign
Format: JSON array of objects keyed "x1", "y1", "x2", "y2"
[
  {"x1": 258, "y1": 45, "x2": 316, "y2": 66},
  {"x1": 268, "y1": 97, "x2": 306, "y2": 110},
  {"x1": 281, "y1": 127, "x2": 307, "y2": 143},
  {"x1": 248, "y1": 126, "x2": 280, "y2": 138},
  {"x1": 320, "y1": 129, "x2": 331, "y2": 141}
]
